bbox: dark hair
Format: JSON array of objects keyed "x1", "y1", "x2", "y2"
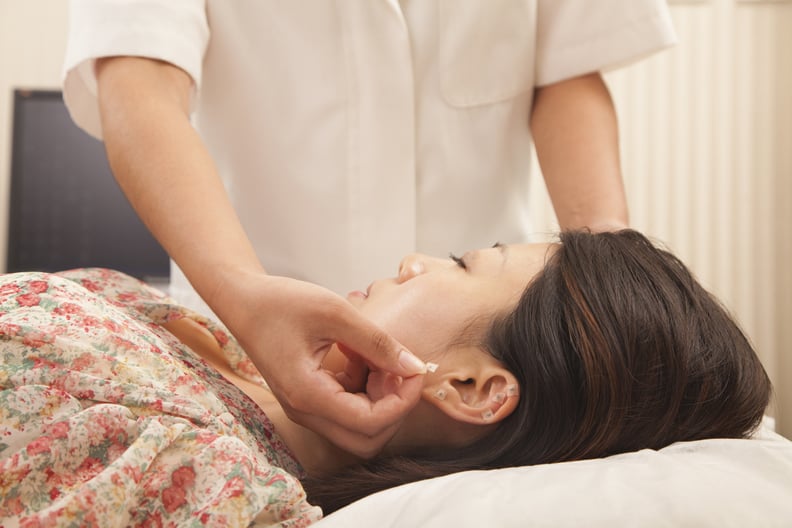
[{"x1": 303, "y1": 229, "x2": 771, "y2": 513}]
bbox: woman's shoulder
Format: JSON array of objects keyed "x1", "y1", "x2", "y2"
[{"x1": 55, "y1": 268, "x2": 170, "y2": 305}]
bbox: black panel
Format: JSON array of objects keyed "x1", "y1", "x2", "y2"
[{"x1": 7, "y1": 90, "x2": 169, "y2": 280}]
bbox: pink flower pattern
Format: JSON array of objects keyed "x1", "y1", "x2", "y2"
[{"x1": 0, "y1": 269, "x2": 321, "y2": 526}]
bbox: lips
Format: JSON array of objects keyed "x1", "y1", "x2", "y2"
[
  {"x1": 348, "y1": 282, "x2": 371, "y2": 300},
  {"x1": 348, "y1": 281, "x2": 378, "y2": 301}
]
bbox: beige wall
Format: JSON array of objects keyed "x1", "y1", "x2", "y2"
[
  {"x1": 0, "y1": 0, "x2": 70, "y2": 267},
  {"x1": 1, "y1": 1, "x2": 791, "y2": 436}
]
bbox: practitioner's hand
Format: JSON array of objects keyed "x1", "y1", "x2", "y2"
[{"x1": 212, "y1": 272, "x2": 427, "y2": 458}]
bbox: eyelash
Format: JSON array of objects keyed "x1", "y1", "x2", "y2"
[{"x1": 449, "y1": 253, "x2": 467, "y2": 269}]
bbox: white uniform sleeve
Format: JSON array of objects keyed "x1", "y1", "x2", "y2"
[
  {"x1": 535, "y1": 0, "x2": 677, "y2": 86},
  {"x1": 62, "y1": 0, "x2": 209, "y2": 139}
]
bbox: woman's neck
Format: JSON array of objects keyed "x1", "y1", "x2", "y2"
[
  {"x1": 162, "y1": 318, "x2": 360, "y2": 474},
  {"x1": 257, "y1": 400, "x2": 361, "y2": 475}
]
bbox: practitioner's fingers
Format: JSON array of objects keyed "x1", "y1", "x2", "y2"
[{"x1": 281, "y1": 370, "x2": 424, "y2": 458}]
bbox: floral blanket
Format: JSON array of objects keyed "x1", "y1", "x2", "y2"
[{"x1": 0, "y1": 269, "x2": 321, "y2": 527}]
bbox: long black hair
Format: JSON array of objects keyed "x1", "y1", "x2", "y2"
[{"x1": 303, "y1": 230, "x2": 772, "y2": 513}]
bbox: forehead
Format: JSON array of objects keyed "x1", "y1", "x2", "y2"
[
  {"x1": 502, "y1": 242, "x2": 558, "y2": 265},
  {"x1": 519, "y1": 241, "x2": 557, "y2": 254}
]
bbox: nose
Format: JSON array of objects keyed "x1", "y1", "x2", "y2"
[{"x1": 397, "y1": 253, "x2": 450, "y2": 283}]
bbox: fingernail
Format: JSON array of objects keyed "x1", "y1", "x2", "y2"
[{"x1": 398, "y1": 349, "x2": 426, "y2": 374}]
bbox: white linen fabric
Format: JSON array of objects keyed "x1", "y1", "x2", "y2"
[
  {"x1": 63, "y1": 0, "x2": 676, "y2": 313},
  {"x1": 315, "y1": 420, "x2": 792, "y2": 527}
]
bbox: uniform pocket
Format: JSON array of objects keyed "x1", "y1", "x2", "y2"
[{"x1": 438, "y1": 0, "x2": 536, "y2": 107}]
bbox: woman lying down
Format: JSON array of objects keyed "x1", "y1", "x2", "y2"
[{"x1": 0, "y1": 230, "x2": 771, "y2": 525}]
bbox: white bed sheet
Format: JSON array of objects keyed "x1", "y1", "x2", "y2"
[{"x1": 315, "y1": 419, "x2": 792, "y2": 527}]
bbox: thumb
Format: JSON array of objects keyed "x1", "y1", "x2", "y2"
[{"x1": 333, "y1": 308, "x2": 427, "y2": 377}]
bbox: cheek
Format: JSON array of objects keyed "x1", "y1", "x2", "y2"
[
  {"x1": 364, "y1": 292, "x2": 473, "y2": 361},
  {"x1": 390, "y1": 309, "x2": 458, "y2": 361}
]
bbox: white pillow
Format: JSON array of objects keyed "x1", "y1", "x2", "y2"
[{"x1": 314, "y1": 420, "x2": 792, "y2": 527}]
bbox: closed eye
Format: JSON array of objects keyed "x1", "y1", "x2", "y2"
[{"x1": 449, "y1": 253, "x2": 467, "y2": 270}]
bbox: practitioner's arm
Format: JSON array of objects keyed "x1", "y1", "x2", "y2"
[
  {"x1": 530, "y1": 72, "x2": 628, "y2": 231},
  {"x1": 96, "y1": 56, "x2": 425, "y2": 457}
]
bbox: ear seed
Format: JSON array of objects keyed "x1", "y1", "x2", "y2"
[
  {"x1": 506, "y1": 384, "x2": 519, "y2": 397},
  {"x1": 425, "y1": 362, "x2": 439, "y2": 373},
  {"x1": 481, "y1": 409, "x2": 494, "y2": 421},
  {"x1": 493, "y1": 392, "x2": 506, "y2": 404},
  {"x1": 434, "y1": 389, "x2": 447, "y2": 401}
]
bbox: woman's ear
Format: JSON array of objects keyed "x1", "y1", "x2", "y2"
[{"x1": 422, "y1": 348, "x2": 519, "y2": 425}]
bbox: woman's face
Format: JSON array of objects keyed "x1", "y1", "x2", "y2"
[{"x1": 347, "y1": 243, "x2": 557, "y2": 360}]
